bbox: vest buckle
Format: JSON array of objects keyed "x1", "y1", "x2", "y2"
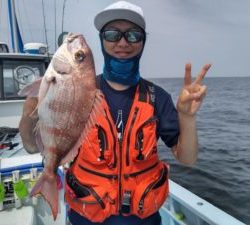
[{"x1": 121, "y1": 190, "x2": 131, "y2": 214}]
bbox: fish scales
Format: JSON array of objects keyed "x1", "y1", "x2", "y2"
[{"x1": 39, "y1": 74, "x2": 95, "y2": 154}]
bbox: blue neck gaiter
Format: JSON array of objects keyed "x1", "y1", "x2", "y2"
[{"x1": 100, "y1": 35, "x2": 145, "y2": 86}]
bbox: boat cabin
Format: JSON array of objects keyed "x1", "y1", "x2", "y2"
[
  {"x1": 0, "y1": 53, "x2": 50, "y2": 101},
  {"x1": 0, "y1": 51, "x2": 50, "y2": 127}
]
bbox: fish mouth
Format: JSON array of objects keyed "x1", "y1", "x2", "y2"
[
  {"x1": 67, "y1": 33, "x2": 84, "y2": 44},
  {"x1": 53, "y1": 55, "x2": 72, "y2": 74},
  {"x1": 66, "y1": 34, "x2": 86, "y2": 57}
]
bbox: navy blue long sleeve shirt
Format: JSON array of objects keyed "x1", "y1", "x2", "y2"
[{"x1": 100, "y1": 76, "x2": 179, "y2": 148}]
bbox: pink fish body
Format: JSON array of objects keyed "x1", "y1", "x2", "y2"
[{"x1": 26, "y1": 33, "x2": 103, "y2": 219}]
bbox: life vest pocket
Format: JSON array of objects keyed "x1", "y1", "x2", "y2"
[
  {"x1": 131, "y1": 163, "x2": 169, "y2": 218},
  {"x1": 79, "y1": 125, "x2": 113, "y2": 167},
  {"x1": 133, "y1": 116, "x2": 158, "y2": 162},
  {"x1": 65, "y1": 172, "x2": 117, "y2": 222}
]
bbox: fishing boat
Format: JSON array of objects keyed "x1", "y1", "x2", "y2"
[
  {"x1": 0, "y1": 135, "x2": 246, "y2": 225},
  {"x1": 0, "y1": 52, "x2": 246, "y2": 225},
  {"x1": 0, "y1": 1, "x2": 246, "y2": 225}
]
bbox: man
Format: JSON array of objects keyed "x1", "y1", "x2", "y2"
[{"x1": 66, "y1": 1, "x2": 211, "y2": 225}]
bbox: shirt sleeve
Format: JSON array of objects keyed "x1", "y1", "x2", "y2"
[{"x1": 155, "y1": 84, "x2": 179, "y2": 148}]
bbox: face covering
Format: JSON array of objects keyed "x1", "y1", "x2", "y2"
[{"x1": 100, "y1": 34, "x2": 145, "y2": 86}]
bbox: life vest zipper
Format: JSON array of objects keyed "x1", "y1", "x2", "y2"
[
  {"x1": 126, "y1": 107, "x2": 139, "y2": 166},
  {"x1": 97, "y1": 125, "x2": 107, "y2": 161},
  {"x1": 88, "y1": 186, "x2": 106, "y2": 209},
  {"x1": 135, "y1": 116, "x2": 157, "y2": 150},
  {"x1": 104, "y1": 109, "x2": 117, "y2": 168},
  {"x1": 66, "y1": 172, "x2": 106, "y2": 209},
  {"x1": 118, "y1": 139, "x2": 122, "y2": 213},
  {"x1": 136, "y1": 116, "x2": 158, "y2": 136},
  {"x1": 138, "y1": 165, "x2": 167, "y2": 213},
  {"x1": 123, "y1": 162, "x2": 159, "y2": 179},
  {"x1": 135, "y1": 116, "x2": 158, "y2": 159},
  {"x1": 78, "y1": 164, "x2": 118, "y2": 179}
]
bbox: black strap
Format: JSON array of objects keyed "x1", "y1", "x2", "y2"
[
  {"x1": 141, "y1": 78, "x2": 155, "y2": 107},
  {"x1": 138, "y1": 78, "x2": 155, "y2": 107},
  {"x1": 138, "y1": 78, "x2": 148, "y2": 103},
  {"x1": 96, "y1": 74, "x2": 102, "y2": 89}
]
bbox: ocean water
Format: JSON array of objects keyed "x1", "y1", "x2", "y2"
[{"x1": 150, "y1": 77, "x2": 250, "y2": 224}]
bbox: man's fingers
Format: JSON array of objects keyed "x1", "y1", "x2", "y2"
[
  {"x1": 194, "y1": 64, "x2": 211, "y2": 84},
  {"x1": 194, "y1": 85, "x2": 207, "y2": 100},
  {"x1": 184, "y1": 63, "x2": 192, "y2": 86},
  {"x1": 181, "y1": 85, "x2": 207, "y2": 103}
]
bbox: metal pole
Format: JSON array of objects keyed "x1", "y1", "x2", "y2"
[{"x1": 8, "y1": 0, "x2": 19, "y2": 52}]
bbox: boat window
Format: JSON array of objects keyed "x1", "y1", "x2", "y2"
[{"x1": 2, "y1": 60, "x2": 45, "y2": 99}]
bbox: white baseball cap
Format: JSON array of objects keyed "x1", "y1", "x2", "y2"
[{"x1": 94, "y1": 1, "x2": 146, "y2": 31}]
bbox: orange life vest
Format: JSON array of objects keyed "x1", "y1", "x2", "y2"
[{"x1": 65, "y1": 78, "x2": 169, "y2": 222}]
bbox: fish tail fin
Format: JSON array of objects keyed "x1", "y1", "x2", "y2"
[{"x1": 30, "y1": 172, "x2": 59, "y2": 220}]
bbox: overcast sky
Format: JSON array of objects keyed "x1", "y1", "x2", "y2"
[{"x1": 0, "y1": 0, "x2": 250, "y2": 78}]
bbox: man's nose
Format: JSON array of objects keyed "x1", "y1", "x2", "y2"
[{"x1": 117, "y1": 36, "x2": 129, "y2": 47}]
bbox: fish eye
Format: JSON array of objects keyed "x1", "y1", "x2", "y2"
[{"x1": 75, "y1": 50, "x2": 85, "y2": 62}]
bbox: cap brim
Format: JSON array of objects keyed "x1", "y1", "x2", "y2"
[{"x1": 94, "y1": 9, "x2": 145, "y2": 31}]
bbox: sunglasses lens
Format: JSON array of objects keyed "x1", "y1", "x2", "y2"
[
  {"x1": 103, "y1": 30, "x2": 121, "y2": 42},
  {"x1": 102, "y1": 30, "x2": 144, "y2": 43},
  {"x1": 126, "y1": 31, "x2": 144, "y2": 43}
]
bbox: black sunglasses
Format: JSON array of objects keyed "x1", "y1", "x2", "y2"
[{"x1": 101, "y1": 30, "x2": 144, "y2": 43}]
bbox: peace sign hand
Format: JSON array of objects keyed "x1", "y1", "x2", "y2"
[{"x1": 177, "y1": 63, "x2": 211, "y2": 116}]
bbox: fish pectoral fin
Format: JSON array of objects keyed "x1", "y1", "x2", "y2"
[
  {"x1": 18, "y1": 78, "x2": 42, "y2": 97},
  {"x1": 29, "y1": 106, "x2": 39, "y2": 120}
]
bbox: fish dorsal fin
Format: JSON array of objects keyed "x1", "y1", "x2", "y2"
[
  {"x1": 84, "y1": 89, "x2": 105, "y2": 132},
  {"x1": 59, "y1": 89, "x2": 105, "y2": 165}
]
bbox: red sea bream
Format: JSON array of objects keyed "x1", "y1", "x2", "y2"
[{"x1": 20, "y1": 33, "x2": 103, "y2": 219}]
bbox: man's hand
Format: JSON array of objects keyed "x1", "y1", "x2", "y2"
[{"x1": 177, "y1": 63, "x2": 211, "y2": 116}]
